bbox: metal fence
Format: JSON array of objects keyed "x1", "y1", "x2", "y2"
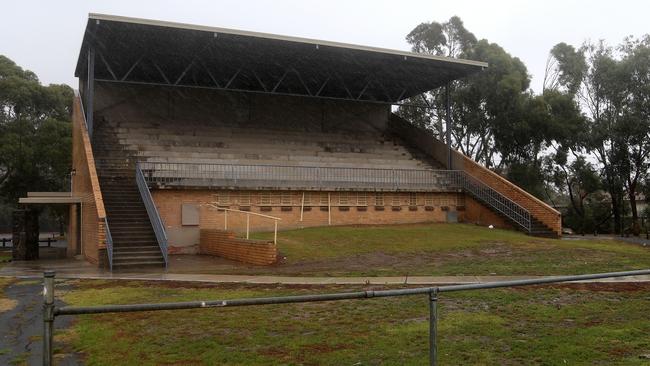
[
  {"x1": 138, "y1": 161, "x2": 461, "y2": 192},
  {"x1": 42, "y1": 269, "x2": 650, "y2": 365},
  {"x1": 138, "y1": 162, "x2": 534, "y2": 233},
  {"x1": 103, "y1": 217, "x2": 114, "y2": 270},
  {"x1": 455, "y1": 172, "x2": 532, "y2": 232},
  {"x1": 136, "y1": 164, "x2": 168, "y2": 266}
]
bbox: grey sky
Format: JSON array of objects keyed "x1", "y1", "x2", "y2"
[{"x1": 1, "y1": 0, "x2": 648, "y2": 93}]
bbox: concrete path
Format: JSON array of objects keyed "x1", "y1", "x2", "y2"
[
  {"x1": 1, "y1": 258, "x2": 649, "y2": 285},
  {"x1": 0, "y1": 279, "x2": 79, "y2": 365}
]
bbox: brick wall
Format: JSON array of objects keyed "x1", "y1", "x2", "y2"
[
  {"x1": 152, "y1": 189, "x2": 466, "y2": 249},
  {"x1": 199, "y1": 229, "x2": 277, "y2": 265},
  {"x1": 69, "y1": 94, "x2": 107, "y2": 265},
  {"x1": 388, "y1": 114, "x2": 562, "y2": 237}
]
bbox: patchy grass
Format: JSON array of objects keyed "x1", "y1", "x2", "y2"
[
  {"x1": 240, "y1": 223, "x2": 650, "y2": 276},
  {"x1": 59, "y1": 280, "x2": 650, "y2": 365},
  {"x1": 0, "y1": 277, "x2": 16, "y2": 313}
]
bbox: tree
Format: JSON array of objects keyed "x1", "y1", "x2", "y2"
[
  {"x1": 0, "y1": 55, "x2": 73, "y2": 204},
  {"x1": 399, "y1": 16, "x2": 534, "y2": 171}
]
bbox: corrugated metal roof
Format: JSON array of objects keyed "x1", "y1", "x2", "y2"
[{"x1": 75, "y1": 14, "x2": 487, "y2": 103}]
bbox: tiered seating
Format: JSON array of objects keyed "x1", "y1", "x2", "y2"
[{"x1": 106, "y1": 119, "x2": 442, "y2": 170}]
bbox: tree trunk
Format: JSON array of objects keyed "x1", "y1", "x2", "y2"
[
  {"x1": 628, "y1": 190, "x2": 640, "y2": 236},
  {"x1": 12, "y1": 208, "x2": 39, "y2": 260}
]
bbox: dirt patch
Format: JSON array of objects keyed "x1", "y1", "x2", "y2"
[
  {"x1": 516, "y1": 282, "x2": 650, "y2": 293},
  {"x1": 0, "y1": 298, "x2": 17, "y2": 312}
]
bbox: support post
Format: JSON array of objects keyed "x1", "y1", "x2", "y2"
[
  {"x1": 328, "y1": 192, "x2": 331, "y2": 225},
  {"x1": 224, "y1": 210, "x2": 228, "y2": 231},
  {"x1": 43, "y1": 271, "x2": 55, "y2": 366},
  {"x1": 246, "y1": 214, "x2": 250, "y2": 239},
  {"x1": 429, "y1": 288, "x2": 438, "y2": 366},
  {"x1": 273, "y1": 220, "x2": 278, "y2": 244},
  {"x1": 300, "y1": 192, "x2": 305, "y2": 222},
  {"x1": 86, "y1": 47, "x2": 95, "y2": 136},
  {"x1": 445, "y1": 83, "x2": 452, "y2": 170}
]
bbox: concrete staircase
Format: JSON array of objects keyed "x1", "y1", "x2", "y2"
[{"x1": 93, "y1": 125, "x2": 165, "y2": 270}]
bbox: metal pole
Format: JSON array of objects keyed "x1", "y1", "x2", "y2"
[
  {"x1": 86, "y1": 47, "x2": 95, "y2": 137},
  {"x1": 224, "y1": 210, "x2": 228, "y2": 231},
  {"x1": 429, "y1": 288, "x2": 438, "y2": 366},
  {"x1": 328, "y1": 192, "x2": 331, "y2": 225},
  {"x1": 273, "y1": 220, "x2": 278, "y2": 244},
  {"x1": 445, "y1": 83, "x2": 452, "y2": 170},
  {"x1": 43, "y1": 271, "x2": 55, "y2": 366},
  {"x1": 246, "y1": 214, "x2": 250, "y2": 239}
]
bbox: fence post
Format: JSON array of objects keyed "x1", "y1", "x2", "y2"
[
  {"x1": 246, "y1": 214, "x2": 250, "y2": 239},
  {"x1": 429, "y1": 288, "x2": 438, "y2": 366},
  {"x1": 43, "y1": 270, "x2": 55, "y2": 366}
]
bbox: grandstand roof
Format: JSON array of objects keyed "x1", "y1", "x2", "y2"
[{"x1": 75, "y1": 14, "x2": 487, "y2": 104}]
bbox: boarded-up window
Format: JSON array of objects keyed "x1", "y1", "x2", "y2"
[
  {"x1": 320, "y1": 193, "x2": 329, "y2": 205},
  {"x1": 375, "y1": 192, "x2": 384, "y2": 206},
  {"x1": 357, "y1": 192, "x2": 367, "y2": 206},
  {"x1": 303, "y1": 192, "x2": 312, "y2": 205},
  {"x1": 239, "y1": 192, "x2": 251, "y2": 205},
  {"x1": 424, "y1": 193, "x2": 434, "y2": 206},
  {"x1": 181, "y1": 203, "x2": 199, "y2": 226},
  {"x1": 216, "y1": 192, "x2": 230, "y2": 205},
  {"x1": 259, "y1": 192, "x2": 272, "y2": 205},
  {"x1": 281, "y1": 192, "x2": 292, "y2": 205},
  {"x1": 339, "y1": 192, "x2": 350, "y2": 205},
  {"x1": 391, "y1": 194, "x2": 401, "y2": 206},
  {"x1": 409, "y1": 193, "x2": 417, "y2": 206}
]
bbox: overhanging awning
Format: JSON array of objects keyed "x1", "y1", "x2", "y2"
[
  {"x1": 75, "y1": 14, "x2": 487, "y2": 104},
  {"x1": 19, "y1": 192, "x2": 81, "y2": 204}
]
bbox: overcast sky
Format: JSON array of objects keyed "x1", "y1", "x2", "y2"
[{"x1": 1, "y1": 0, "x2": 648, "y2": 93}]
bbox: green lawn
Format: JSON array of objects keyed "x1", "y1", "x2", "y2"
[
  {"x1": 240, "y1": 223, "x2": 650, "y2": 276},
  {"x1": 59, "y1": 280, "x2": 650, "y2": 365}
]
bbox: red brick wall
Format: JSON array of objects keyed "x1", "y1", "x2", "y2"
[
  {"x1": 388, "y1": 114, "x2": 561, "y2": 237},
  {"x1": 463, "y1": 196, "x2": 512, "y2": 230},
  {"x1": 70, "y1": 95, "x2": 107, "y2": 265},
  {"x1": 152, "y1": 189, "x2": 466, "y2": 249},
  {"x1": 199, "y1": 229, "x2": 277, "y2": 265}
]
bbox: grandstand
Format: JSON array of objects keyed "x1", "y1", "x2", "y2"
[{"x1": 70, "y1": 14, "x2": 561, "y2": 270}]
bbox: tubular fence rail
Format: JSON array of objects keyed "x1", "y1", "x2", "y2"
[
  {"x1": 138, "y1": 161, "x2": 461, "y2": 191},
  {"x1": 42, "y1": 269, "x2": 650, "y2": 365},
  {"x1": 138, "y1": 162, "x2": 534, "y2": 233},
  {"x1": 136, "y1": 163, "x2": 169, "y2": 266},
  {"x1": 103, "y1": 217, "x2": 113, "y2": 270}
]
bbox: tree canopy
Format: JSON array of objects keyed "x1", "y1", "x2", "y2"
[{"x1": 0, "y1": 55, "x2": 73, "y2": 204}]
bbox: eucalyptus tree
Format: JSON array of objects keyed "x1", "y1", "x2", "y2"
[{"x1": 0, "y1": 55, "x2": 73, "y2": 204}]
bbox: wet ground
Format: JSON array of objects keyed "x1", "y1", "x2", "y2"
[{"x1": 0, "y1": 279, "x2": 80, "y2": 365}]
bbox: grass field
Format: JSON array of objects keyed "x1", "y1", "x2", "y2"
[
  {"x1": 58, "y1": 279, "x2": 650, "y2": 365},
  {"x1": 240, "y1": 223, "x2": 650, "y2": 276}
]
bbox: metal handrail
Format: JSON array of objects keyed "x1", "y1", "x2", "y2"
[
  {"x1": 455, "y1": 172, "x2": 532, "y2": 232},
  {"x1": 103, "y1": 216, "x2": 113, "y2": 270},
  {"x1": 136, "y1": 163, "x2": 168, "y2": 267},
  {"x1": 74, "y1": 90, "x2": 89, "y2": 132},
  {"x1": 204, "y1": 203, "x2": 282, "y2": 244},
  {"x1": 138, "y1": 161, "x2": 459, "y2": 191},
  {"x1": 138, "y1": 161, "x2": 533, "y2": 233}
]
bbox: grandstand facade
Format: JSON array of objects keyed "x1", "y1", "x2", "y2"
[{"x1": 70, "y1": 14, "x2": 561, "y2": 270}]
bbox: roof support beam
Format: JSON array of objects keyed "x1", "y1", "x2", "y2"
[
  {"x1": 93, "y1": 78, "x2": 439, "y2": 109},
  {"x1": 86, "y1": 46, "x2": 95, "y2": 136}
]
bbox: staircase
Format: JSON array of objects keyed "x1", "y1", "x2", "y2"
[
  {"x1": 467, "y1": 190, "x2": 558, "y2": 238},
  {"x1": 93, "y1": 124, "x2": 165, "y2": 270}
]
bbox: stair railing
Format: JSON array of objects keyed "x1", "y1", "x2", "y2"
[
  {"x1": 136, "y1": 162, "x2": 168, "y2": 267},
  {"x1": 452, "y1": 171, "x2": 532, "y2": 233},
  {"x1": 104, "y1": 217, "x2": 114, "y2": 270}
]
